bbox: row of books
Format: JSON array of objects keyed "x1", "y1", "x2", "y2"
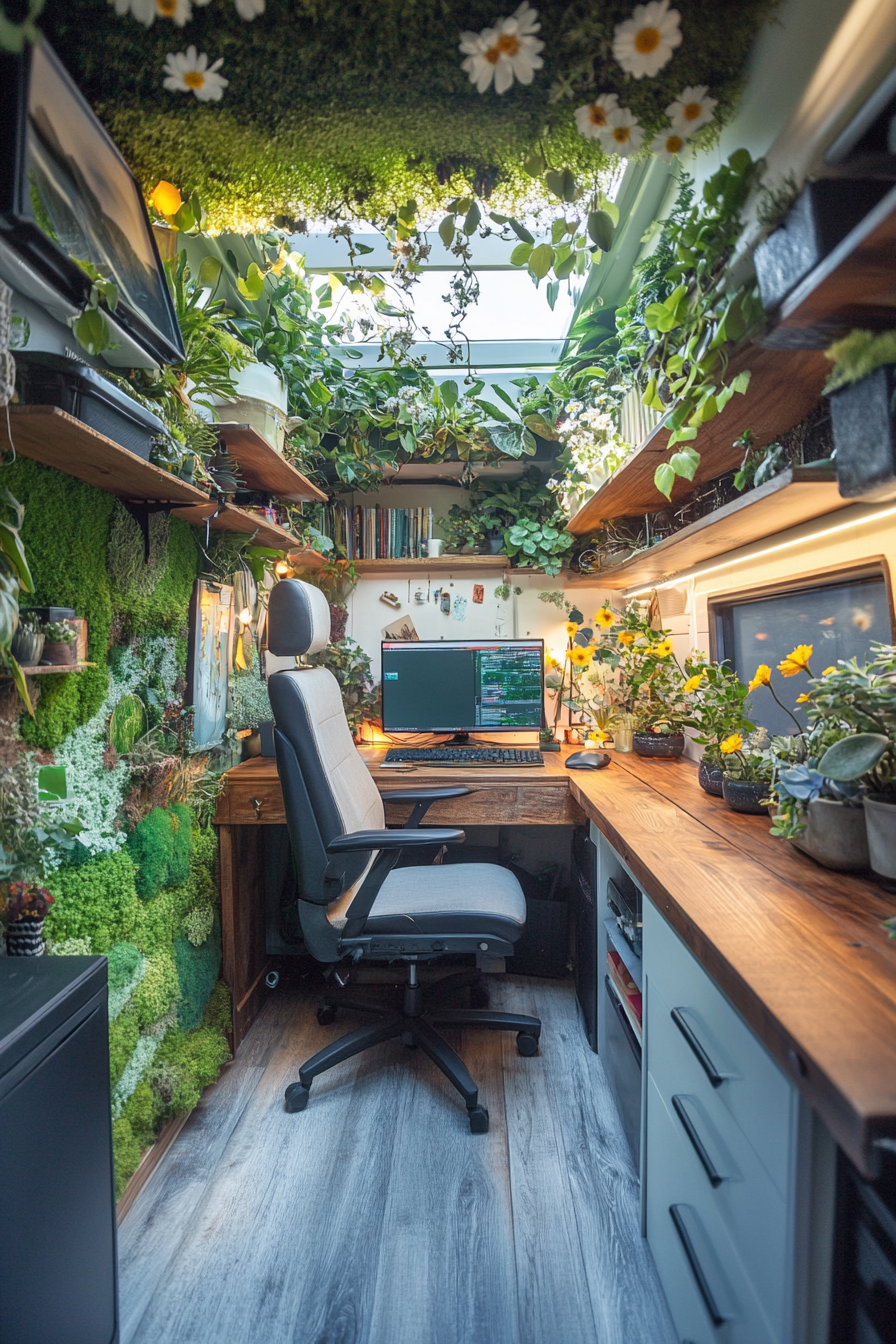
[{"x1": 317, "y1": 502, "x2": 434, "y2": 560}]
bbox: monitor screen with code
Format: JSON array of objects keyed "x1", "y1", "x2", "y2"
[{"x1": 380, "y1": 639, "x2": 544, "y2": 733}]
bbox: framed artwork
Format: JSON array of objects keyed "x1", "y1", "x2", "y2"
[{"x1": 187, "y1": 581, "x2": 235, "y2": 749}]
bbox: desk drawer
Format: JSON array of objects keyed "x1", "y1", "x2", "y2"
[
  {"x1": 646, "y1": 1073, "x2": 778, "y2": 1344},
  {"x1": 644, "y1": 898, "x2": 793, "y2": 1198},
  {"x1": 648, "y1": 984, "x2": 791, "y2": 1337},
  {"x1": 218, "y1": 780, "x2": 286, "y2": 825}
]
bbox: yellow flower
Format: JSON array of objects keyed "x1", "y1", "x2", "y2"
[
  {"x1": 594, "y1": 608, "x2": 615, "y2": 630},
  {"x1": 778, "y1": 644, "x2": 814, "y2": 677},
  {"x1": 588, "y1": 729, "x2": 610, "y2": 743},
  {"x1": 822, "y1": 666, "x2": 836, "y2": 676},
  {"x1": 748, "y1": 664, "x2": 771, "y2": 692},
  {"x1": 653, "y1": 639, "x2": 673, "y2": 658},
  {"x1": 617, "y1": 631, "x2": 635, "y2": 646},
  {"x1": 149, "y1": 179, "x2": 183, "y2": 216},
  {"x1": 569, "y1": 646, "x2": 593, "y2": 668},
  {"x1": 564, "y1": 621, "x2": 579, "y2": 638},
  {"x1": 683, "y1": 673, "x2": 703, "y2": 693},
  {"x1": 720, "y1": 732, "x2": 743, "y2": 755},
  {"x1": 795, "y1": 693, "x2": 810, "y2": 704}
]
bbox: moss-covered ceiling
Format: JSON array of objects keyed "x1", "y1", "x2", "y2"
[{"x1": 41, "y1": 0, "x2": 777, "y2": 230}]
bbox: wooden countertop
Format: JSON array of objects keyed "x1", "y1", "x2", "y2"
[{"x1": 217, "y1": 746, "x2": 896, "y2": 1175}]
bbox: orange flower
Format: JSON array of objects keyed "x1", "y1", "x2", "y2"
[
  {"x1": 150, "y1": 180, "x2": 183, "y2": 217},
  {"x1": 795, "y1": 693, "x2": 810, "y2": 704},
  {"x1": 778, "y1": 644, "x2": 813, "y2": 677},
  {"x1": 748, "y1": 664, "x2": 771, "y2": 692},
  {"x1": 617, "y1": 631, "x2": 635, "y2": 646}
]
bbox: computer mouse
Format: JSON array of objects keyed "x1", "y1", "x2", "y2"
[{"x1": 565, "y1": 751, "x2": 611, "y2": 770}]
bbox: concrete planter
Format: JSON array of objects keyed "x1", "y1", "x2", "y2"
[
  {"x1": 791, "y1": 797, "x2": 870, "y2": 871},
  {"x1": 864, "y1": 794, "x2": 896, "y2": 882},
  {"x1": 698, "y1": 759, "x2": 725, "y2": 796},
  {"x1": 722, "y1": 776, "x2": 769, "y2": 815},
  {"x1": 829, "y1": 364, "x2": 896, "y2": 503}
]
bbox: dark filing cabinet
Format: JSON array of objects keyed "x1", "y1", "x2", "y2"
[{"x1": 0, "y1": 957, "x2": 119, "y2": 1344}]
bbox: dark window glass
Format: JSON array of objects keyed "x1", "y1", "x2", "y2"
[{"x1": 714, "y1": 574, "x2": 890, "y2": 735}]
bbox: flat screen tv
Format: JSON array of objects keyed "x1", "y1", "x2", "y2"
[{"x1": 0, "y1": 40, "x2": 184, "y2": 366}]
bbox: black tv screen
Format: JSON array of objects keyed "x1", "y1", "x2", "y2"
[{"x1": 0, "y1": 41, "x2": 184, "y2": 366}]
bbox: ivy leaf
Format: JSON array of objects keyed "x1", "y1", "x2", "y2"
[
  {"x1": 70, "y1": 307, "x2": 112, "y2": 356},
  {"x1": 544, "y1": 170, "x2": 566, "y2": 200},
  {"x1": 438, "y1": 216, "x2": 455, "y2": 247},
  {"x1": 488, "y1": 424, "x2": 527, "y2": 457},
  {"x1": 523, "y1": 413, "x2": 558, "y2": 440},
  {"x1": 731, "y1": 369, "x2": 752, "y2": 395},
  {"x1": 510, "y1": 242, "x2": 533, "y2": 267},
  {"x1": 355, "y1": 243, "x2": 375, "y2": 254},
  {"x1": 560, "y1": 168, "x2": 577, "y2": 202},
  {"x1": 546, "y1": 280, "x2": 560, "y2": 310},
  {"x1": 463, "y1": 201, "x2": 481, "y2": 235},
  {"x1": 551, "y1": 218, "x2": 567, "y2": 246},
  {"x1": 654, "y1": 462, "x2": 676, "y2": 498},
  {"x1": 528, "y1": 243, "x2": 554, "y2": 280},
  {"x1": 554, "y1": 252, "x2": 576, "y2": 281},
  {"x1": 508, "y1": 219, "x2": 535, "y2": 245},
  {"x1": 523, "y1": 152, "x2": 545, "y2": 178},
  {"x1": 669, "y1": 447, "x2": 701, "y2": 481}
]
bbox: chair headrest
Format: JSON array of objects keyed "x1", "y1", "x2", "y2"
[{"x1": 267, "y1": 579, "x2": 331, "y2": 657}]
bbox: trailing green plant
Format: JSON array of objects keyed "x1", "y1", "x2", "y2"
[
  {"x1": 823, "y1": 329, "x2": 896, "y2": 395},
  {"x1": 682, "y1": 655, "x2": 754, "y2": 765},
  {"x1": 503, "y1": 516, "x2": 573, "y2": 575},
  {"x1": 732, "y1": 428, "x2": 789, "y2": 492}
]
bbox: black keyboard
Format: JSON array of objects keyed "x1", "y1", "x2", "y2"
[{"x1": 382, "y1": 746, "x2": 545, "y2": 768}]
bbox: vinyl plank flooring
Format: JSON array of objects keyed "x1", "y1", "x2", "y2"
[{"x1": 120, "y1": 977, "x2": 672, "y2": 1344}]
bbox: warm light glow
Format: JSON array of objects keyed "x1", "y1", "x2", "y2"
[
  {"x1": 275, "y1": 560, "x2": 290, "y2": 577},
  {"x1": 238, "y1": 606, "x2": 253, "y2": 625}
]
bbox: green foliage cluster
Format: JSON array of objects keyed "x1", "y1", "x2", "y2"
[
  {"x1": 107, "y1": 940, "x2": 143, "y2": 992},
  {"x1": 174, "y1": 913, "x2": 222, "y2": 1030},
  {"x1": 42, "y1": 0, "x2": 774, "y2": 231},
  {"x1": 44, "y1": 849, "x2": 141, "y2": 953},
  {"x1": 107, "y1": 508, "x2": 198, "y2": 638},
  {"x1": 132, "y1": 950, "x2": 181, "y2": 1028},
  {"x1": 127, "y1": 803, "x2": 193, "y2": 901},
  {"x1": 109, "y1": 1005, "x2": 140, "y2": 1090},
  {"x1": 823, "y1": 329, "x2": 896, "y2": 395},
  {"x1": 149, "y1": 981, "x2": 232, "y2": 1115}
]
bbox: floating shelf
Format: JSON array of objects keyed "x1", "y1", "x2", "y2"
[
  {"x1": 169, "y1": 500, "x2": 299, "y2": 550},
  {"x1": 763, "y1": 181, "x2": 896, "y2": 349},
  {"x1": 213, "y1": 424, "x2": 326, "y2": 503},
  {"x1": 566, "y1": 345, "x2": 829, "y2": 532},
  {"x1": 565, "y1": 464, "x2": 848, "y2": 590},
  {"x1": 6, "y1": 406, "x2": 212, "y2": 505},
  {"x1": 351, "y1": 555, "x2": 509, "y2": 573},
  {"x1": 7, "y1": 662, "x2": 95, "y2": 677}
]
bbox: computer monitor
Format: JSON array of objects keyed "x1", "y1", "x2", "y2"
[{"x1": 381, "y1": 639, "x2": 544, "y2": 737}]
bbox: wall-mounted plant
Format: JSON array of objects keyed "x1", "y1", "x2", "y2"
[{"x1": 732, "y1": 428, "x2": 789, "y2": 492}]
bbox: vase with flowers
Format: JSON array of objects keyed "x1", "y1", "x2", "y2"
[
  {"x1": 719, "y1": 729, "x2": 774, "y2": 813},
  {"x1": 683, "y1": 656, "x2": 754, "y2": 795},
  {"x1": 1, "y1": 882, "x2": 55, "y2": 955}
]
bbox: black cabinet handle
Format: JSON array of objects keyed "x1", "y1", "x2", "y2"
[
  {"x1": 604, "y1": 976, "x2": 642, "y2": 1062},
  {"x1": 672, "y1": 1095, "x2": 723, "y2": 1188},
  {"x1": 670, "y1": 1204, "x2": 725, "y2": 1328},
  {"x1": 671, "y1": 1007, "x2": 724, "y2": 1088}
]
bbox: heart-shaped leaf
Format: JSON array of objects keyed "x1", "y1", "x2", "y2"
[{"x1": 528, "y1": 243, "x2": 554, "y2": 280}]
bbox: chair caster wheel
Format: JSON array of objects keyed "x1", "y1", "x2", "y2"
[
  {"x1": 317, "y1": 1005, "x2": 337, "y2": 1026},
  {"x1": 284, "y1": 1083, "x2": 310, "y2": 1113},
  {"x1": 517, "y1": 1032, "x2": 539, "y2": 1057},
  {"x1": 468, "y1": 1105, "x2": 489, "y2": 1134}
]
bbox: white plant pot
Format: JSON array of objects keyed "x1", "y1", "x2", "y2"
[
  {"x1": 202, "y1": 363, "x2": 288, "y2": 452},
  {"x1": 863, "y1": 793, "x2": 896, "y2": 880},
  {"x1": 790, "y1": 797, "x2": 870, "y2": 871}
]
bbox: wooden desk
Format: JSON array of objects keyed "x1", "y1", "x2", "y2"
[{"x1": 215, "y1": 747, "x2": 896, "y2": 1175}]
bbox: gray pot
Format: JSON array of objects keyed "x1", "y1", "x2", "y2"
[
  {"x1": 791, "y1": 797, "x2": 870, "y2": 871},
  {"x1": 864, "y1": 794, "x2": 896, "y2": 881},
  {"x1": 633, "y1": 731, "x2": 684, "y2": 759},
  {"x1": 10, "y1": 629, "x2": 44, "y2": 666},
  {"x1": 698, "y1": 758, "x2": 725, "y2": 796},
  {"x1": 485, "y1": 533, "x2": 504, "y2": 554},
  {"x1": 722, "y1": 776, "x2": 769, "y2": 815}
]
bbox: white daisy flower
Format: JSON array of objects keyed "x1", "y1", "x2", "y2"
[
  {"x1": 573, "y1": 93, "x2": 620, "y2": 141},
  {"x1": 612, "y1": 1, "x2": 682, "y2": 80},
  {"x1": 234, "y1": 0, "x2": 264, "y2": 17},
  {"x1": 601, "y1": 107, "x2": 645, "y2": 157},
  {"x1": 666, "y1": 85, "x2": 717, "y2": 133},
  {"x1": 459, "y1": 3, "x2": 545, "y2": 96},
  {"x1": 110, "y1": 0, "x2": 192, "y2": 24},
  {"x1": 651, "y1": 128, "x2": 689, "y2": 161},
  {"x1": 163, "y1": 47, "x2": 229, "y2": 102}
]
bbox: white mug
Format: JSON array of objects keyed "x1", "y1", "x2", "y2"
[{"x1": 426, "y1": 538, "x2": 443, "y2": 558}]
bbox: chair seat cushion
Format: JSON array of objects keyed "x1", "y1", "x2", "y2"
[{"x1": 362, "y1": 862, "x2": 527, "y2": 941}]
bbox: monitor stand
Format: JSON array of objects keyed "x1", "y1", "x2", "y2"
[{"x1": 442, "y1": 733, "x2": 472, "y2": 747}]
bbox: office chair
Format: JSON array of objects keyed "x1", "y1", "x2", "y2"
[{"x1": 266, "y1": 579, "x2": 542, "y2": 1133}]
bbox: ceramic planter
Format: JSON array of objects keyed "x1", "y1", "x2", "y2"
[
  {"x1": 698, "y1": 758, "x2": 725, "y2": 797},
  {"x1": 829, "y1": 364, "x2": 896, "y2": 503},
  {"x1": 754, "y1": 178, "x2": 890, "y2": 310},
  {"x1": 633, "y1": 731, "x2": 684, "y2": 760},
  {"x1": 5, "y1": 916, "x2": 45, "y2": 956},
  {"x1": 43, "y1": 640, "x2": 77, "y2": 666},
  {"x1": 791, "y1": 797, "x2": 870, "y2": 872},
  {"x1": 864, "y1": 794, "x2": 896, "y2": 882},
  {"x1": 10, "y1": 629, "x2": 44, "y2": 666},
  {"x1": 722, "y1": 776, "x2": 769, "y2": 815}
]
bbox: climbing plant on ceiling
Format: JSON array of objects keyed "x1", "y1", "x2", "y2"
[{"x1": 38, "y1": 0, "x2": 778, "y2": 231}]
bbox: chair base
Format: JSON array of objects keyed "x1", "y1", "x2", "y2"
[{"x1": 284, "y1": 969, "x2": 541, "y2": 1133}]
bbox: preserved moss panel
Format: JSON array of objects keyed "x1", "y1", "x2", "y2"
[
  {"x1": 127, "y1": 803, "x2": 194, "y2": 901},
  {"x1": 109, "y1": 1004, "x2": 140, "y2": 1090},
  {"x1": 6, "y1": 458, "x2": 113, "y2": 749},
  {"x1": 44, "y1": 850, "x2": 142, "y2": 954},
  {"x1": 174, "y1": 912, "x2": 222, "y2": 1031},
  {"x1": 107, "y1": 508, "x2": 198, "y2": 638}
]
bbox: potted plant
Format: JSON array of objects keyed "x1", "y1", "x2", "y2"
[
  {"x1": 719, "y1": 730, "x2": 774, "y2": 813},
  {"x1": 42, "y1": 619, "x2": 78, "y2": 666},
  {"x1": 611, "y1": 621, "x2": 693, "y2": 759},
  {"x1": 288, "y1": 556, "x2": 358, "y2": 643},
  {"x1": 823, "y1": 330, "x2": 896, "y2": 502},
  {"x1": 503, "y1": 517, "x2": 573, "y2": 577},
  {"x1": 10, "y1": 612, "x2": 44, "y2": 667},
  {"x1": 440, "y1": 505, "x2": 487, "y2": 555},
  {"x1": 1, "y1": 882, "x2": 55, "y2": 956},
  {"x1": 770, "y1": 731, "x2": 876, "y2": 872},
  {"x1": 684, "y1": 657, "x2": 754, "y2": 795}
]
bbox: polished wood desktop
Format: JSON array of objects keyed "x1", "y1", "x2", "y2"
[{"x1": 215, "y1": 744, "x2": 896, "y2": 1176}]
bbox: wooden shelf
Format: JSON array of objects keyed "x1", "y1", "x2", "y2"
[
  {"x1": 213, "y1": 424, "x2": 326, "y2": 504},
  {"x1": 351, "y1": 555, "x2": 509, "y2": 573},
  {"x1": 170, "y1": 501, "x2": 298, "y2": 551},
  {"x1": 5, "y1": 662, "x2": 94, "y2": 677},
  {"x1": 567, "y1": 345, "x2": 829, "y2": 533},
  {"x1": 764, "y1": 181, "x2": 896, "y2": 349},
  {"x1": 6, "y1": 406, "x2": 213, "y2": 505},
  {"x1": 566, "y1": 464, "x2": 848, "y2": 589}
]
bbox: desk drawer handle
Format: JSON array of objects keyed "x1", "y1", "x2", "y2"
[
  {"x1": 252, "y1": 797, "x2": 263, "y2": 818},
  {"x1": 671, "y1": 1008, "x2": 724, "y2": 1088},
  {"x1": 670, "y1": 1204, "x2": 725, "y2": 1328},
  {"x1": 671, "y1": 1095, "x2": 723, "y2": 1188}
]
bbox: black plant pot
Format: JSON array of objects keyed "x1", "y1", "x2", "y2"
[
  {"x1": 485, "y1": 532, "x2": 504, "y2": 554},
  {"x1": 829, "y1": 363, "x2": 896, "y2": 502},
  {"x1": 633, "y1": 731, "x2": 684, "y2": 759},
  {"x1": 698, "y1": 759, "x2": 725, "y2": 796},
  {"x1": 754, "y1": 178, "x2": 891, "y2": 312},
  {"x1": 722, "y1": 776, "x2": 769, "y2": 815}
]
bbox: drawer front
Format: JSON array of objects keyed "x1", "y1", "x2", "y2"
[
  {"x1": 217, "y1": 780, "x2": 287, "y2": 825},
  {"x1": 648, "y1": 985, "x2": 791, "y2": 1337},
  {"x1": 646, "y1": 1074, "x2": 778, "y2": 1344},
  {"x1": 644, "y1": 898, "x2": 793, "y2": 1197}
]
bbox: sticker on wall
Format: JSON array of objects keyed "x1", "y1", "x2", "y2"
[
  {"x1": 382, "y1": 616, "x2": 419, "y2": 641},
  {"x1": 453, "y1": 595, "x2": 468, "y2": 622},
  {"x1": 440, "y1": 592, "x2": 451, "y2": 614},
  {"x1": 472, "y1": 584, "x2": 484, "y2": 604}
]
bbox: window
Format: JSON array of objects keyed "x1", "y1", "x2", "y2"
[{"x1": 710, "y1": 567, "x2": 892, "y2": 735}]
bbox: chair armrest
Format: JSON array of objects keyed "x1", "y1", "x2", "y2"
[
  {"x1": 379, "y1": 786, "x2": 470, "y2": 804},
  {"x1": 326, "y1": 828, "x2": 464, "y2": 853}
]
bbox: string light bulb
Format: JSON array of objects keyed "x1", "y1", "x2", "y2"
[
  {"x1": 275, "y1": 559, "x2": 290, "y2": 577},
  {"x1": 238, "y1": 606, "x2": 253, "y2": 625}
]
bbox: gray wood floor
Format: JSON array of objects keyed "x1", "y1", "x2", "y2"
[{"x1": 118, "y1": 976, "x2": 677, "y2": 1344}]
